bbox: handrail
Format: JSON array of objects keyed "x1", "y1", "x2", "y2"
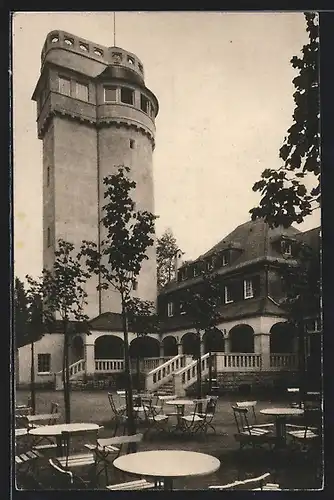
[
  {"x1": 145, "y1": 354, "x2": 191, "y2": 392},
  {"x1": 173, "y1": 352, "x2": 212, "y2": 396}
]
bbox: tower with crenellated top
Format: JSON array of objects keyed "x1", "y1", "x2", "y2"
[{"x1": 32, "y1": 30, "x2": 159, "y2": 318}]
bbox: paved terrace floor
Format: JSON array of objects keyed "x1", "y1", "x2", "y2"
[{"x1": 15, "y1": 389, "x2": 323, "y2": 490}]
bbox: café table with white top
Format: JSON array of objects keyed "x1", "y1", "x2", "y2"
[
  {"x1": 28, "y1": 422, "x2": 101, "y2": 455},
  {"x1": 260, "y1": 407, "x2": 304, "y2": 446},
  {"x1": 113, "y1": 449, "x2": 221, "y2": 490}
]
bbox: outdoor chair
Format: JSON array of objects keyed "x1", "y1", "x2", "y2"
[
  {"x1": 286, "y1": 408, "x2": 321, "y2": 454},
  {"x1": 54, "y1": 426, "x2": 103, "y2": 487},
  {"x1": 287, "y1": 387, "x2": 301, "y2": 408},
  {"x1": 181, "y1": 399, "x2": 208, "y2": 435},
  {"x1": 231, "y1": 406, "x2": 274, "y2": 450},
  {"x1": 107, "y1": 392, "x2": 127, "y2": 436},
  {"x1": 142, "y1": 400, "x2": 169, "y2": 437},
  {"x1": 209, "y1": 472, "x2": 281, "y2": 490},
  {"x1": 29, "y1": 403, "x2": 61, "y2": 453},
  {"x1": 48, "y1": 458, "x2": 90, "y2": 490},
  {"x1": 15, "y1": 449, "x2": 43, "y2": 489},
  {"x1": 193, "y1": 396, "x2": 219, "y2": 435},
  {"x1": 234, "y1": 401, "x2": 275, "y2": 430},
  {"x1": 91, "y1": 433, "x2": 143, "y2": 485}
]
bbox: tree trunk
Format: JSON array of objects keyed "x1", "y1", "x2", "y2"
[
  {"x1": 297, "y1": 320, "x2": 306, "y2": 401},
  {"x1": 121, "y1": 295, "x2": 137, "y2": 449},
  {"x1": 30, "y1": 342, "x2": 36, "y2": 414},
  {"x1": 63, "y1": 319, "x2": 71, "y2": 423},
  {"x1": 196, "y1": 329, "x2": 203, "y2": 401},
  {"x1": 136, "y1": 356, "x2": 141, "y2": 391}
]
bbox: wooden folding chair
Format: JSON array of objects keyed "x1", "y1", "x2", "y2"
[
  {"x1": 107, "y1": 393, "x2": 127, "y2": 436},
  {"x1": 209, "y1": 472, "x2": 281, "y2": 490},
  {"x1": 15, "y1": 449, "x2": 43, "y2": 489},
  {"x1": 28, "y1": 403, "x2": 61, "y2": 453},
  {"x1": 48, "y1": 458, "x2": 89, "y2": 489},
  {"x1": 231, "y1": 406, "x2": 274, "y2": 450},
  {"x1": 142, "y1": 401, "x2": 169, "y2": 437},
  {"x1": 194, "y1": 396, "x2": 219, "y2": 435}
]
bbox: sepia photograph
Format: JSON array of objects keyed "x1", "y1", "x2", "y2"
[{"x1": 12, "y1": 11, "x2": 322, "y2": 491}]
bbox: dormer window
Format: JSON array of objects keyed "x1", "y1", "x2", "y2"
[
  {"x1": 167, "y1": 301, "x2": 174, "y2": 317},
  {"x1": 224, "y1": 286, "x2": 233, "y2": 304},
  {"x1": 127, "y1": 56, "x2": 135, "y2": 65},
  {"x1": 281, "y1": 240, "x2": 292, "y2": 256},
  {"x1": 222, "y1": 253, "x2": 229, "y2": 266},
  {"x1": 244, "y1": 279, "x2": 254, "y2": 299}
]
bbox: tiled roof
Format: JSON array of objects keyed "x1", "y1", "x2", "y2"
[{"x1": 88, "y1": 312, "x2": 124, "y2": 331}]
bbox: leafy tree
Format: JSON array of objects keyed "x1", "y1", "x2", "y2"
[
  {"x1": 27, "y1": 239, "x2": 91, "y2": 423},
  {"x1": 157, "y1": 228, "x2": 181, "y2": 289},
  {"x1": 279, "y1": 239, "x2": 321, "y2": 396},
  {"x1": 250, "y1": 12, "x2": 320, "y2": 228},
  {"x1": 14, "y1": 276, "x2": 45, "y2": 414},
  {"x1": 181, "y1": 268, "x2": 221, "y2": 399},
  {"x1": 80, "y1": 165, "x2": 157, "y2": 438},
  {"x1": 127, "y1": 297, "x2": 160, "y2": 390}
]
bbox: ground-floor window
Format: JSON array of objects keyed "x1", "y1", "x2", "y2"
[{"x1": 37, "y1": 353, "x2": 51, "y2": 373}]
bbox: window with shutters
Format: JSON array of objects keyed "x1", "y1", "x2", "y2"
[
  {"x1": 58, "y1": 76, "x2": 71, "y2": 96},
  {"x1": 75, "y1": 81, "x2": 89, "y2": 102},
  {"x1": 104, "y1": 86, "x2": 117, "y2": 102}
]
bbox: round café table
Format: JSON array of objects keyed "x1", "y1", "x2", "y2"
[
  {"x1": 113, "y1": 449, "x2": 221, "y2": 490},
  {"x1": 28, "y1": 422, "x2": 100, "y2": 455},
  {"x1": 260, "y1": 407, "x2": 304, "y2": 446}
]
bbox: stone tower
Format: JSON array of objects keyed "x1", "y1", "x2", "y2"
[{"x1": 32, "y1": 30, "x2": 158, "y2": 318}]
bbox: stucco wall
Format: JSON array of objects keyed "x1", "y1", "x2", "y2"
[{"x1": 17, "y1": 334, "x2": 64, "y2": 385}]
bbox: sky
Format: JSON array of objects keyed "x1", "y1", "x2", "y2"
[{"x1": 12, "y1": 11, "x2": 320, "y2": 280}]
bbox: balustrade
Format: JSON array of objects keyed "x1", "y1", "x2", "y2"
[{"x1": 269, "y1": 353, "x2": 298, "y2": 370}]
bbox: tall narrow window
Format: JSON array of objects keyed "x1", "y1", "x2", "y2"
[
  {"x1": 222, "y1": 253, "x2": 229, "y2": 266},
  {"x1": 129, "y1": 139, "x2": 135, "y2": 149},
  {"x1": 104, "y1": 86, "x2": 117, "y2": 102},
  {"x1": 244, "y1": 279, "x2": 254, "y2": 299},
  {"x1": 47, "y1": 166, "x2": 50, "y2": 186},
  {"x1": 37, "y1": 353, "x2": 51, "y2": 373},
  {"x1": 120, "y1": 87, "x2": 134, "y2": 105},
  {"x1": 281, "y1": 240, "x2": 292, "y2": 256},
  {"x1": 224, "y1": 286, "x2": 233, "y2": 304},
  {"x1": 140, "y1": 94, "x2": 150, "y2": 114},
  {"x1": 47, "y1": 227, "x2": 51, "y2": 247},
  {"x1": 75, "y1": 82, "x2": 89, "y2": 102},
  {"x1": 58, "y1": 76, "x2": 71, "y2": 96},
  {"x1": 167, "y1": 301, "x2": 174, "y2": 317}
]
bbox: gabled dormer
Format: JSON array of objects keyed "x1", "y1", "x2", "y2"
[{"x1": 271, "y1": 234, "x2": 297, "y2": 258}]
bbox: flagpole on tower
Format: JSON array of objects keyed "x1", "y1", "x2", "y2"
[{"x1": 113, "y1": 12, "x2": 116, "y2": 46}]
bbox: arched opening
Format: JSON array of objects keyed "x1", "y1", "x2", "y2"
[
  {"x1": 162, "y1": 336, "x2": 178, "y2": 357},
  {"x1": 270, "y1": 322, "x2": 295, "y2": 353},
  {"x1": 203, "y1": 328, "x2": 225, "y2": 353},
  {"x1": 229, "y1": 324, "x2": 254, "y2": 353},
  {"x1": 129, "y1": 336, "x2": 160, "y2": 359},
  {"x1": 70, "y1": 335, "x2": 84, "y2": 363},
  {"x1": 94, "y1": 335, "x2": 124, "y2": 359},
  {"x1": 181, "y1": 332, "x2": 199, "y2": 357}
]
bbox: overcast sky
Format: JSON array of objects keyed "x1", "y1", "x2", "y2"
[{"x1": 12, "y1": 11, "x2": 320, "y2": 280}]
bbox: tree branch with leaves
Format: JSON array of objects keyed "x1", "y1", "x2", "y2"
[
  {"x1": 250, "y1": 12, "x2": 320, "y2": 228},
  {"x1": 80, "y1": 165, "x2": 157, "y2": 437}
]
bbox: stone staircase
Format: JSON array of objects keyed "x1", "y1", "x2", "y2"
[{"x1": 156, "y1": 379, "x2": 175, "y2": 395}]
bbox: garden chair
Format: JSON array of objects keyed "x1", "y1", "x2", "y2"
[
  {"x1": 108, "y1": 392, "x2": 127, "y2": 436},
  {"x1": 286, "y1": 408, "x2": 321, "y2": 454},
  {"x1": 231, "y1": 406, "x2": 274, "y2": 450},
  {"x1": 209, "y1": 472, "x2": 281, "y2": 490},
  {"x1": 193, "y1": 396, "x2": 219, "y2": 435},
  {"x1": 48, "y1": 458, "x2": 90, "y2": 489},
  {"x1": 180, "y1": 399, "x2": 208, "y2": 435},
  {"x1": 54, "y1": 426, "x2": 103, "y2": 487},
  {"x1": 28, "y1": 403, "x2": 61, "y2": 453},
  {"x1": 15, "y1": 449, "x2": 43, "y2": 489},
  {"x1": 91, "y1": 433, "x2": 143, "y2": 485},
  {"x1": 142, "y1": 400, "x2": 169, "y2": 437},
  {"x1": 235, "y1": 401, "x2": 274, "y2": 429}
]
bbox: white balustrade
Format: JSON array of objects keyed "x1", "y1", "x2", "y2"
[
  {"x1": 69, "y1": 359, "x2": 86, "y2": 377},
  {"x1": 95, "y1": 359, "x2": 124, "y2": 372},
  {"x1": 269, "y1": 353, "x2": 298, "y2": 370},
  {"x1": 145, "y1": 354, "x2": 191, "y2": 392},
  {"x1": 216, "y1": 353, "x2": 262, "y2": 372},
  {"x1": 173, "y1": 353, "x2": 212, "y2": 396}
]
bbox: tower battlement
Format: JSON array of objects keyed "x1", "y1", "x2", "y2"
[{"x1": 41, "y1": 30, "x2": 145, "y2": 82}]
